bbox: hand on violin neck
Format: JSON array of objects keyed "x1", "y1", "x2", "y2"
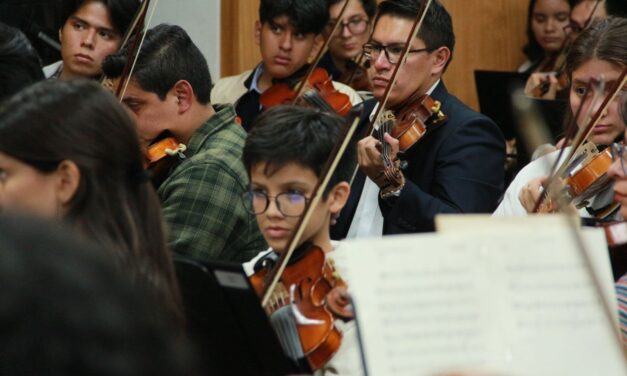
[
  {"x1": 357, "y1": 133, "x2": 400, "y2": 188},
  {"x1": 525, "y1": 73, "x2": 559, "y2": 100}
]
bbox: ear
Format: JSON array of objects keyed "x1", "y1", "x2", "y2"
[
  {"x1": 58, "y1": 28, "x2": 63, "y2": 44},
  {"x1": 431, "y1": 46, "x2": 451, "y2": 76},
  {"x1": 171, "y1": 80, "x2": 194, "y2": 114},
  {"x1": 254, "y1": 20, "x2": 262, "y2": 46},
  {"x1": 54, "y1": 160, "x2": 81, "y2": 207},
  {"x1": 308, "y1": 34, "x2": 325, "y2": 62},
  {"x1": 327, "y1": 181, "x2": 351, "y2": 215}
]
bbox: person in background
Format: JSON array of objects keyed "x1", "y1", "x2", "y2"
[
  {"x1": 44, "y1": 0, "x2": 139, "y2": 80},
  {"x1": 0, "y1": 22, "x2": 44, "y2": 101},
  {"x1": 318, "y1": 0, "x2": 376, "y2": 92},
  {"x1": 0, "y1": 79, "x2": 183, "y2": 324},
  {"x1": 0, "y1": 215, "x2": 199, "y2": 376},
  {"x1": 519, "y1": 0, "x2": 574, "y2": 74},
  {"x1": 211, "y1": 0, "x2": 361, "y2": 131},
  {"x1": 103, "y1": 24, "x2": 267, "y2": 263}
]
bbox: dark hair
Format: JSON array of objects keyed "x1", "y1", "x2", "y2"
[
  {"x1": 565, "y1": 17, "x2": 627, "y2": 77},
  {"x1": 259, "y1": 0, "x2": 330, "y2": 35},
  {"x1": 376, "y1": 0, "x2": 456, "y2": 70},
  {"x1": 0, "y1": 22, "x2": 44, "y2": 102},
  {"x1": 0, "y1": 79, "x2": 183, "y2": 324},
  {"x1": 102, "y1": 24, "x2": 212, "y2": 104},
  {"x1": 523, "y1": 0, "x2": 574, "y2": 63},
  {"x1": 243, "y1": 105, "x2": 356, "y2": 197},
  {"x1": 0, "y1": 214, "x2": 199, "y2": 376},
  {"x1": 328, "y1": 0, "x2": 377, "y2": 19},
  {"x1": 605, "y1": 0, "x2": 627, "y2": 18},
  {"x1": 70, "y1": 0, "x2": 141, "y2": 36}
]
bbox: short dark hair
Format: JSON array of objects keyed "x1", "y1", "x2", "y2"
[
  {"x1": 0, "y1": 214, "x2": 199, "y2": 376},
  {"x1": 605, "y1": 0, "x2": 627, "y2": 17},
  {"x1": 0, "y1": 22, "x2": 44, "y2": 102},
  {"x1": 259, "y1": 0, "x2": 330, "y2": 35},
  {"x1": 70, "y1": 0, "x2": 141, "y2": 36},
  {"x1": 376, "y1": 0, "x2": 456, "y2": 70},
  {"x1": 243, "y1": 105, "x2": 356, "y2": 197},
  {"x1": 0, "y1": 79, "x2": 183, "y2": 324},
  {"x1": 328, "y1": 0, "x2": 377, "y2": 19},
  {"x1": 102, "y1": 24, "x2": 212, "y2": 104}
]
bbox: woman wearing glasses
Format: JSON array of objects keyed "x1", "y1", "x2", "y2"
[
  {"x1": 318, "y1": 0, "x2": 376, "y2": 92},
  {"x1": 496, "y1": 17, "x2": 627, "y2": 218}
]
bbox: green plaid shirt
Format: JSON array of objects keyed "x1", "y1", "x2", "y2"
[{"x1": 158, "y1": 105, "x2": 266, "y2": 263}]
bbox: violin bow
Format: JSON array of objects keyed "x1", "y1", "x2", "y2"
[
  {"x1": 260, "y1": 107, "x2": 363, "y2": 308},
  {"x1": 291, "y1": 0, "x2": 353, "y2": 101},
  {"x1": 99, "y1": 0, "x2": 149, "y2": 92},
  {"x1": 533, "y1": 67, "x2": 627, "y2": 212},
  {"x1": 116, "y1": 0, "x2": 160, "y2": 100}
]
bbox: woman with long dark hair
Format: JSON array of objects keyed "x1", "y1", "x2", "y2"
[{"x1": 0, "y1": 79, "x2": 183, "y2": 324}]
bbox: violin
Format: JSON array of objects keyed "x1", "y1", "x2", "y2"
[
  {"x1": 144, "y1": 133, "x2": 187, "y2": 187},
  {"x1": 337, "y1": 55, "x2": 372, "y2": 92},
  {"x1": 259, "y1": 0, "x2": 354, "y2": 117},
  {"x1": 386, "y1": 94, "x2": 447, "y2": 153},
  {"x1": 259, "y1": 67, "x2": 353, "y2": 116},
  {"x1": 564, "y1": 143, "x2": 614, "y2": 208},
  {"x1": 249, "y1": 244, "x2": 352, "y2": 370}
]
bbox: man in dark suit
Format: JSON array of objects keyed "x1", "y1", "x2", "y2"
[{"x1": 332, "y1": 0, "x2": 505, "y2": 239}]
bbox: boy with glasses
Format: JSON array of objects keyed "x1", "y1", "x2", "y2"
[
  {"x1": 318, "y1": 0, "x2": 376, "y2": 91},
  {"x1": 241, "y1": 105, "x2": 362, "y2": 375},
  {"x1": 211, "y1": 0, "x2": 362, "y2": 131},
  {"x1": 332, "y1": 0, "x2": 505, "y2": 239}
]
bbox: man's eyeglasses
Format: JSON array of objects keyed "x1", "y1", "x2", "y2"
[
  {"x1": 363, "y1": 42, "x2": 432, "y2": 65},
  {"x1": 326, "y1": 18, "x2": 370, "y2": 36},
  {"x1": 241, "y1": 190, "x2": 309, "y2": 217},
  {"x1": 611, "y1": 143, "x2": 627, "y2": 175}
]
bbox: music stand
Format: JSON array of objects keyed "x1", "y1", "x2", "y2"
[
  {"x1": 474, "y1": 70, "x2": 568, "y2": 167},
  {"x1": 174, "y1": 255, "x2": 305, "y2": 376}
]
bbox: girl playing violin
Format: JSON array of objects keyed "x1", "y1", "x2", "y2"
[
  {"x1": 0, "y1": 79, "x2": 183, "y2": 325},
  {"x1": 495, "y1": 17, "x2": 627, "y2": 218},
  {"x1": 241, "y1": 105, "x2": 362, "y2": 375}
]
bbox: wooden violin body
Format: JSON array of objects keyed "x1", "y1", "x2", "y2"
[
  {"x1": 390, "y1": 94, "x2": 447, "y2": 153},
  {"x1": 144, "y1": 136, "x2": 187, "y2": 187},
  {"x1": 565, "y1": 146, "x2": 613, "y2": 206},
  {"x1": 249, "y1": 245, "x2": 353, "y2": 371},
  {"x1": 260, "y1": 67, "x2": 352, "y2": 116}
]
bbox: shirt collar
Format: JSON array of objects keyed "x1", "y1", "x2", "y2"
[
  {"x1": 249, "y1": 64, "x2": 265, "y2": 94},
  {"x1": 186, "y1": 105, "x2": 237, "y2": 155}
]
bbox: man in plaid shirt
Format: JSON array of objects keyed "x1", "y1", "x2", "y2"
[{"x1": 103, "y1": 24, "x2": 266, "y2": 263}]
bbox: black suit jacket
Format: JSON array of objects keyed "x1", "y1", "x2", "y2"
[{"x1": 331, "y1": 81, "x2": 505, "y2": 238}]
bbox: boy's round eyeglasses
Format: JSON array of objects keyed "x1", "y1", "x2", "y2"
[{"x1": 241, "y1": 191, "x2": 310, "y2": 217}]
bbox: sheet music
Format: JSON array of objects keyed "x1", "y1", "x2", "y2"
[{"x1": 343, "y1": 224, "x2": 626, "y2": 376}]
